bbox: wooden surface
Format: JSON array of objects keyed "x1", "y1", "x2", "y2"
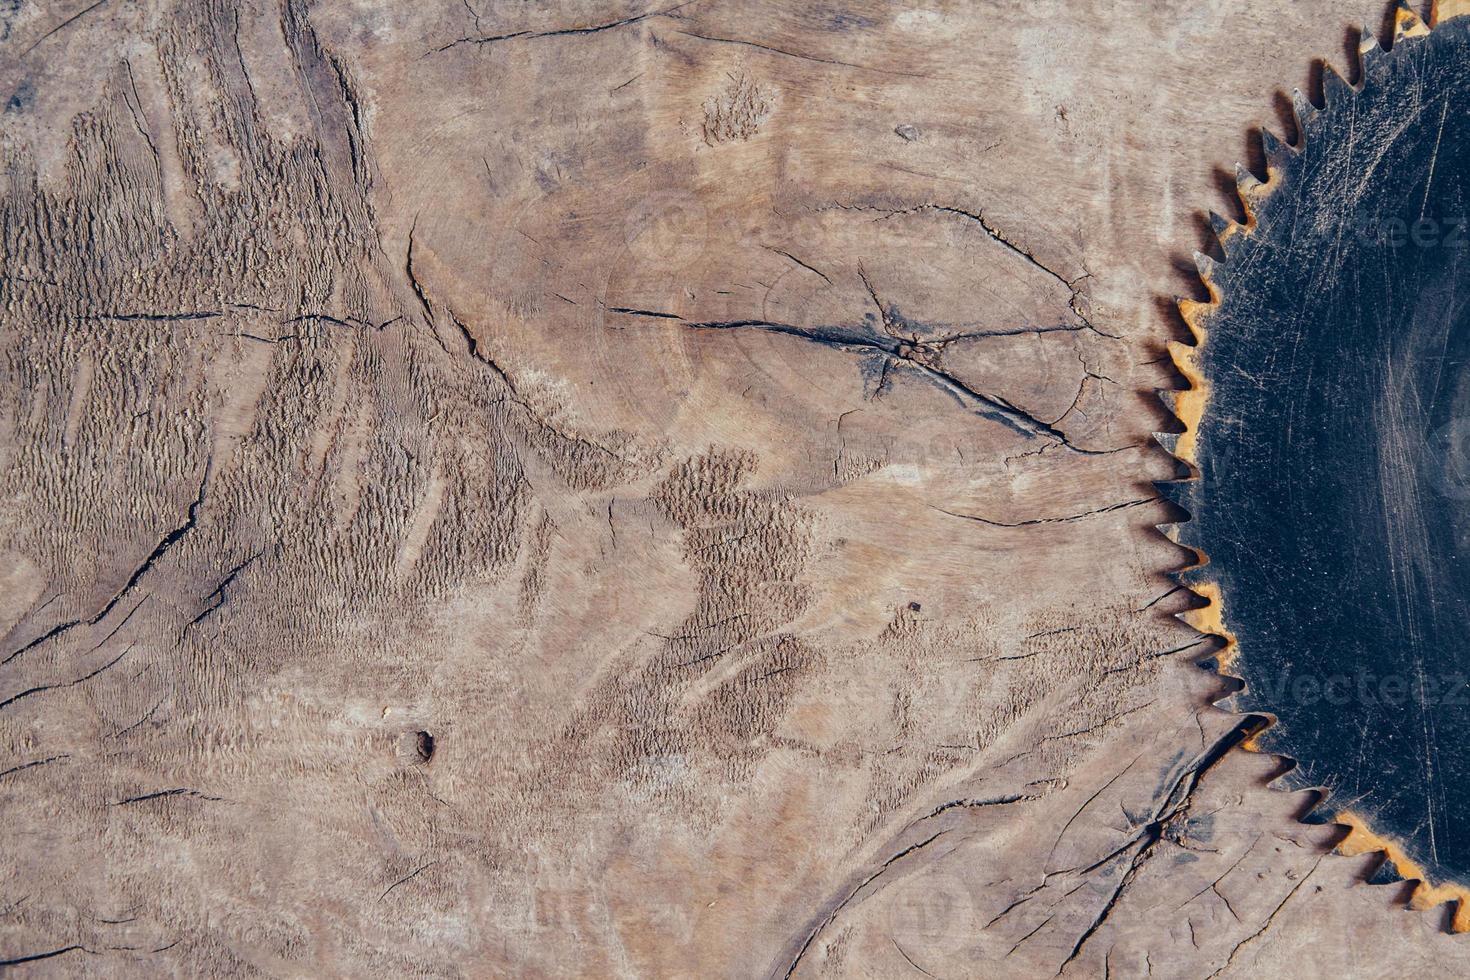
[{"x1": 0, "y1": 0, "x2": 1466, "y2": 976}]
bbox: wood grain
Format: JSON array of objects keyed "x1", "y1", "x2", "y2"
[{"x1": 0, "y1": 0, "x2": 1465, "y2": 975}]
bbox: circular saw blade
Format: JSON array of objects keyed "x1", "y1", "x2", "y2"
[{"x1": 1163, "y1": 1, "x2": 1470, "y2": 927}]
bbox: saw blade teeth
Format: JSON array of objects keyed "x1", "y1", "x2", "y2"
[{"x1": 1161, "y1": 2, "x2": 1470, "y2": 929}]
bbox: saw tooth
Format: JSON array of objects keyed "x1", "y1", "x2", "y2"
[
  {"x1": 1153, "y1": 477, "x2": 1196, "y2": 511},
  {"x1": 1260, "y1": 128, "x2": 1294, "y2": 171},
  {"x1": 1359, "y1": 27, "x2": 1383, "y2": 63},
  {"x1": 1322, "y1": 64, "x2": 1353, "y2": 105},
  {"x1": 1243, "y1": 718, "x2": 1284, "y2": 753},
  {"x1": 1290, "y1": 88, "x2": 1317, "y2": 134},
  {"x1": 1207, "y1": 211, "x2": 1239, "y2": 256},
  {"x1": 1173, "y1": 563, "x2": 1210, "y2": 588},
  {"x1": 1157, "y1": 522, "x2": 1185, "y2": 546},
  {"x1": 1366, "y1": 855, "x2": 1404, "y2": 886},
  {"x1": 1193, "y1": 250, "x2": 1218, "y2": 281},
  {"x1": 1395, "y1": 0, "x2": 1430, "y2": 39},
  {"x1": 1235, "y1": 162, "x2": 1263, "y2": 196},
  {"x1": 1169, "y1": 528, "x2": 1206, "y2": 563}
]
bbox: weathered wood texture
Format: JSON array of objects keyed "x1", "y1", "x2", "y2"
[{"x1": 0, "y1": 0, "x2": 1465, "y2": 976}]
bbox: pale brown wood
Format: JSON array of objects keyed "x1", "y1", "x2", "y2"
[{"x1": 0, "y1": 0, "x2": 1464, "y2": 976}]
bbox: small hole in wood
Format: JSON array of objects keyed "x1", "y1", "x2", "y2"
[
  {"x1": 397, "y1": 729, "x2": 435, "y2": 766},
  {"x1": 414, "y1": 731, "x2": 435, "y2": 764}
]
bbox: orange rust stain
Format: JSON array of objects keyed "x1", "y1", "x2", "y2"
[
  {"x1": 1168, "y1": 327, "x2": 1209, "y2": 467},
  {"x1": 1338, "y1": 811, "x2": 1470, "y2": 932},
  {"x1": 1164, "y1": 150, "x2": 1286, "y2": 670},
  {"x1": 1169, "y1": 256, "x2": 1215, "y2": 467},
  {"x1": 1169, "y1": 168, "x2": 1274, "y2": 467},
  {"x1": 1398, "y1": 4, "x2": 1431, "y2": 38},
  {"x1": 1179, "y1": 579, "x2": 1239, "y2": 672},
  {"x1": 1163, "y1": 166, "x2": 1284, "y2": 747},
  {"x1": 1234, "y1": 169, "x2": 1269, "y2": 233}
]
